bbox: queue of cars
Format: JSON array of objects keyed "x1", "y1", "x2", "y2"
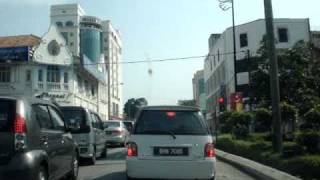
[{"x1": 0, "y1": 95, "x2": 134, "y2": 180}]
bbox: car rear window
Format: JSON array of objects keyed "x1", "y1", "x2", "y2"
[
  {"x1": 106, "y1": 121, "x2": 120, "y2": 128},
  {"x1": 0, "y1": 100, "x2": 15, "y2": 132},
  {"x1": 61, "y1": 108, "x2": 87, "y2": 133},
  {"x1": 134, "y1": 110, "x2": 208, "y2": 135},
  {"x1": 123, "y1": 122, "x2": 133, "y2": 129}
]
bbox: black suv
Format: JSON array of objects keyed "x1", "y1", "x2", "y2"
[{"x1": 0, "y1": 96, "x2": 79, "y2": 180}]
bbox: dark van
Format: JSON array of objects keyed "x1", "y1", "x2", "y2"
[{"x1": 0, "y1": 96, "x2": 79, "y2": 180}]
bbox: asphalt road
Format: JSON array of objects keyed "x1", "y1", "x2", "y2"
[{"x1": 78, "y1": 147, "x2": 256, "y2": 180}]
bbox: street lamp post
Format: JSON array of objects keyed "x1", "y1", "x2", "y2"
[{"x1": 219, "y1": 0, "x2": 237, "y2": 93}]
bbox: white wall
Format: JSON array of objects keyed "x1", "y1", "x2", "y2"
[{"x1": 204, "y1": 18, "x2": 310, "y2": 113}]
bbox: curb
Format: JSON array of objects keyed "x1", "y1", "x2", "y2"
[{"x1": 216, "y1": 149, "x2": 301, "y2": 180}]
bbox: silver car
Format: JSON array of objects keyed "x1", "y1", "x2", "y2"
[
  {"x1": 61, "y1": 106, "x2": 107, "y2": 165},
  {"x1": 104, "y1": 120, "x2": 130, "y2": 146}
]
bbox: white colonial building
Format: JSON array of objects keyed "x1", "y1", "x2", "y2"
[
  {"x1": 204, "y1": 18, "x2": 311, "y2": 121},
  {"x1": 50, "y1": 4, "x2": 123, "y2": 120},
  {"x1": 0, "y1": 25, "x2": 108, "y2": 120}
]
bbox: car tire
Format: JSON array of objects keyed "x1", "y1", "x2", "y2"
[
  {"x1": 100, "y1": 146, "x2": 107, "y2": 158},
  {"x1": 66, "y1": 152, "x2": 79, "y2": 180},
  {"x1": 126, "y1": 174, "x2": 136, "y2": 180},
  {"x1": 36, "y1": 166, "x2": 48, "y2": 180},
  {"x1": 88, "y1": 149, "x2": 96, "y2": 165}
]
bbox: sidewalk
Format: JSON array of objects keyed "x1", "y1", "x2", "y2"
[{"x1": 216, "y1": 149, "x2": 301, "y2": 180}]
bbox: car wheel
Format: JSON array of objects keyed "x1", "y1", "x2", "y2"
[
  {"x1": 126, "y1": 174, "x2": 136, "y2": 180},
  {"x1": 100, "y1": 146, "x2": 107, "y2": 158},
  {"x1": 88, "y1": 149, "x2": 96, "y2": 165},
  {"x1": 37, "y1": 166, "x2": 48, "y2": 180},
  {"x1": 66, "y1": 152, "x2": 79, "y2": 180}
]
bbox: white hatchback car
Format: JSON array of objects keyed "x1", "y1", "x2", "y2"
[{"x1": 126, "y1": 106, "x2": 216, "y2": 180}]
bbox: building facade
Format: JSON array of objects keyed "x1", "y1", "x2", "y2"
[
  {"x1": 50, "y1": 4, "x2": 123, "y2": 119},
  {"x1": 204, "y1": 18, "x2": 311, "y2": 121},
  {"x1": 192, "y1": 70, "x2": 206, "y2": 113},
  {"x1": 0, "y1": 25, "x2": 108, "y2": 119},
  {"x1": 102, "y1": 20, "x2": 123, "y2": 120}
]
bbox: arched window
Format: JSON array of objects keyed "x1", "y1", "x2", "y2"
[
  {"x1": 55, "y1": 21, "x2": 63, "y2": 27},
  {"x1": 65, "y1": 21, "x2": 74, "y2": 27}
]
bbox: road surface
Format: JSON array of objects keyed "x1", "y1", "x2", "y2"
[{"x1": 78, "y1": 147, "x2": 256, "y2": 180}]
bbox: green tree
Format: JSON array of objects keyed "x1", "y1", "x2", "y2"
[
  {"x1": 250, "y1": 40, "x2": 320, "y2": 114},
  {"x1": 123, "y1": 98, "x2": 148, "y2": 120}
]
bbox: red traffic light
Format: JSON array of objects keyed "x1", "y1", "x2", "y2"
[{"x1": 218, "y1": 97, "x2": 225, "y2": 104}]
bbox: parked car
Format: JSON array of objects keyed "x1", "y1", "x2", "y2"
[
  {"x1": 0, "y1": 96, "x2": 79, "y2": 180},
  {"x1": 122, "y1": 120, "x2": 134, "y2": 133},
  {"x1": 104, "y1": 120, "x2": 130, "y2": 146},
  {"x1": 60, "y1": 106, "x2": 107, "y2": 165},
  {"x1": 126, "y1": 106, "x2": 216, "y2": 180}
]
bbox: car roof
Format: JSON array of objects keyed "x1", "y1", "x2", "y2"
[
  {"x1": 106, "y1": 120, "x2": 121, "y2": 122},
  {"x1": 140, "y1": 105, "x2": 200, "y2": 111},
  {"x1": 60, "y1": 106, "x2": 88, "y2": 111},
  {"x1": 0, "y1": 95, "x2": 57, "y2": 107}
]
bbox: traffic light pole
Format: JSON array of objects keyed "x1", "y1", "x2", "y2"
[{"x1": 264, "y1": 0, "x2": 283, "y2": 153}]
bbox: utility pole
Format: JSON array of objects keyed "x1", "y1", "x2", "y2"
[
  {"x1": 231, "y1": 0, "x2": 237, "y2": 93},
  {"x1": 218, "y1": 0, "x2": 237, "y2": 93},
  {"x1": 264, "y1": 0, "x2": 282, "y2": 153}
]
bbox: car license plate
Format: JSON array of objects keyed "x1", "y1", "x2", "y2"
[{"x1": 154, "y1": 147, "x2": 188, "y2": 156}]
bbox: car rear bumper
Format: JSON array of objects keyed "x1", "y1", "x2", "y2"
[
  {"x1": 106, "y1": 135, "x2": 126, "y2": 144},
  {"x1": 79, "y1": 144, "x2": 95, "y2": 158},
  {"x1": 0, "y1": 152, "x2": 40, "y2": 180},
  {"x1": 126, "y1": 157, "x2": 216, "y2": 179}
]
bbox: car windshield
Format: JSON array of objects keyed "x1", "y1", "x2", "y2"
[
  {"x1": 106, "y1": 121, "x2": 120, "y2": 128},
  {"x1": 135, "y1": 110, "x2": 208, "y2": 135},
  {"x1": 61, "y1": 109, "x2": 87, "y2": 133}
]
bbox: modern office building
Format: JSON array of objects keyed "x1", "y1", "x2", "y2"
[
  {"x1": 0, "y1": 25, "x2": 108, "y2": 119},
  {"x1": 204, "y1": 18, "x2": 311, "y2": 121},
  {"x1": 192, "y1": 70, "x2": 206, "y2": 113},
  {"x1": 50, "y1": 4, "x2": 123, "y2": 119}
]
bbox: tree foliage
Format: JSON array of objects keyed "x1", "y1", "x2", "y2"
[
  {"x1": 123, "y1": 98, "x2": 148, "y2": 120},
  {"x1": 250, "y1": 39, "x2": 320, "y2": 115}
]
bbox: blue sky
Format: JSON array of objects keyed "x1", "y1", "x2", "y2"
[{"x1": 0, "y1": 0, "x2": 319, "y2": 105}]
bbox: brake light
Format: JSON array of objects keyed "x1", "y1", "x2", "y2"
[
  {"x1": 127, "y1": 143, "x2": 138, "y2": 157},
  {"x1": 166, "y1": 111, "x2": 176, "y2": 118},
  {"x1": 14, "y1": 114, "x2": 26, "y2": 134},
  {"x1": 14, "y1": 113, "x2": 27, "y2": 151},
  {"x1": 205, "y1": 143, "x2": 216, "y2": 157}
]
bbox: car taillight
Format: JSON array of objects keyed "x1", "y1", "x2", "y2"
[
  {"x1": 205, "y1": 143, "x2": 216, "y2": 157},
  {"x1": 127, "y1": 142, "x2": 138, "y2": 157},
  {"x1": 14, "y1": 113, "x2": 27, "y2": 151},
  {"x1": 14, "y1": 114, "x2": 26, "y2": 134}
]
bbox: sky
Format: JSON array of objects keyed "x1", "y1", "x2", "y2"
[{"x1": 0, "y1": 0, "x2": 319, "y2": 105}]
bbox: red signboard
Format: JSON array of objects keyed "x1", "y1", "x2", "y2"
[{"x1": 230, "y1": 92, "x2": 243, "y2": 111}]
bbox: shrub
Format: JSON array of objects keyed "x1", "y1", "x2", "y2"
[
  {"x1": 281, "y1": 102, "x2": 298, "y2": 135},
  {"x1": 302, "y1": 107, "x2": 320, "y2": 130},
  {"x1": 229, "y1": 112, "x2": 252, "y2": 139},
  {"x1": 295, "y1": 131, "x2": 320, "y2": 154},
  {"x1": 219, "y1": 111, "x2": 233, "y2": 133},
  {"x1": 285, "y1": 155, "x2": 320, "y2": 180},
  {"x1": 254, "y1": 108, "x2": 272, "y2": 132},
  {"x1": 282, "y1": 141, "x2": 304, "y2": 158},
  {"x1": 246, "y1": 133, "x2": 272, "y2": 142}
]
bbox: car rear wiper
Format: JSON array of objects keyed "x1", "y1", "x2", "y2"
[{"x1": 139, "y1": 130, "x2": 176, "y2": 139}]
